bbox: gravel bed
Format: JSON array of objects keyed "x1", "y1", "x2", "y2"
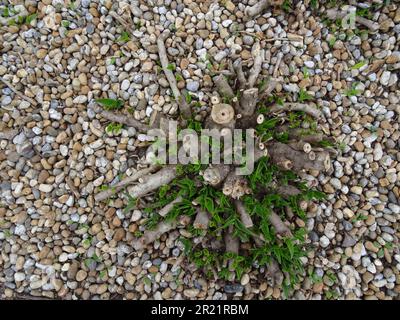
[{"x1": 0, "y1": 0, "x2": 399, "y2": 300}]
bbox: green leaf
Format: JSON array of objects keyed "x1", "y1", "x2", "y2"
[
  {"x1": 124, "y1": 195, "x2": 137, "y2": 213},
  {"x1": 143, "y1": 277, "x2": 151, "y2": 286},
  {"x1": 179, "y1": 237, "x2": 192, "y2": 256},
  {"x1": 298, "y1": 88, "x2": 313, "y2": 102},
  {"x1": 92, "y1": 253, "x2": 101, "y2": 262},
  {"x1": 117, "y1": 31, "x2": 131, "y2": 43},
  {"x1": 95, "y1": 98, "x2": 124, "y2": 110},
  {"x1": 302, "y1": 66, "x2": 310, "y2": 79},
  {"x1": 25, "y1": 13, "x2": 37, "y2": 25},
  {"x1": 328, "y1": 35, "x2": 336, "y2": 47},
  {"x1": 286, "y1": 239, "x2": 295, "y2": 259},
  {"x1": 185, "y1": 92, "x2": 192, "y2": 104},
  {"x1": 175, "y1": 73, "x2": 183, "y2": 81},
  {"x1": 351, "y1": 60, "x2": 367, "y2": 70},
  {"x1": 16, "y1": 15, "x2": 24, "y2": 25},
  {"x1": 106, "y1": 123, "x2": 123, "y2": 134},
  {"x1": 99, "y1": 270, "x2": 107, "y2": 279},
  {"x1": 61, "y1": 20, "x2": 70, "y2": 28},
  {"x1": 282, "y1": 0, "x2": 292, "y2": 12},
  {"x1": 203, "y1": 197, "x2": 214, "y2": 214},
  {"x1": 2, "y1": 7, "x2": 10, "y2": 17}
]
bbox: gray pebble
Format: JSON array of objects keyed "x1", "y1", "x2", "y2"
[{"x1": 186, "y1": 81, "x2": 200, "y2": 92}]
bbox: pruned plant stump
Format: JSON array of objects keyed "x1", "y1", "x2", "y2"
[{"x1": 93, "y1": 28, "x2": 334, "y2": 288}]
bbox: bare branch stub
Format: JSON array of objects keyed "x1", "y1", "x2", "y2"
[
  {"x1": 157, "y1": 30, "x2": 192, "y2": 119},
  {"x1": 245, "y1": 0, "x2": 285, "y2": 18}
]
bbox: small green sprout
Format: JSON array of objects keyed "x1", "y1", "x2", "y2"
[
  {"x1": 167, "y1": 63, "x2": 175, "y2": 71},
  {"x1": 106, "y1": 123, "x2": 123, "y2": 135},
  {"x1": 350, "y1": 60, "x2": 367, "y2": 70},
  {"x1": 117, "y1": 31, "x2": 131, "y2": 43},
  {"x1": 298, "y1": 88, "x2": 313, "y2": 102},
  {"x1": 95, "y1": 98, "x2": 124, "y2": 111}
]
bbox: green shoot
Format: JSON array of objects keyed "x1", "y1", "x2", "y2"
[
  {"x1": 282, "y1": 0, "x2": 292, "y2": 12},
  {"x1": 350, "y1": 60, "x2": 367, "y2": 70},
  {"x1": 95, "y1": 98, "x2": 124, "y2": 111},
  {"x1": 106, "y1": 123, "x2": 124, "y2": 135},
  {"x1": 351, "y1": 213, "x2": 368, "y2": 223},
  {"x1": 117, "y1": 31, "x2": 131, "y2": 43},
  {"x1": 25, "y1": 13, "x2": 37, "y2": 25},
  {"x1": 167, "y1": 63, "x2": 176, "y2": 71},
  {"x1": 298, "y1": 88, "x2": 313, "y2": 102},
  {"x1": 61, "y1": 20, "x2": 71, "y2": 28},
  {"x1": 344, "y1": 83, "x2": 361, "y2": 97},
  {"x1": 302, "y1": 66, "x2": 310, "y2": 79}
]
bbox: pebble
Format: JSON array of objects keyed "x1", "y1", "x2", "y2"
[
  {"x1": 183, "y1": 289, "x2": 199, "y2": 298},
  {"x1": 380, "y1": 71, "x2": 391, "y2": 86},
  {"x1": 14, "y1": 272, "x2": 26, "y2": 282},
  {"x1": 240, "y1": 274, "x2": 250, "y2": 286},
  {"x1": 131, "y1": 210, "x2": 142, "y2": 222},
  {"x1": 320, "y1": 236, "x2": 330, "y2": 248},
  {"x1": 121, "y1": 79, "x2": 130, "y2": 91},
  {"x1": 39, "y1": 184, "x2": 54, "y2": 193},
  {"x1": 224, "y1": 284, "x2": 244, "y2": 294},
  {"x1": 76, "y1": 270, "x2": 87, "y2": 282},
  {"x1": 304, "y1": 61, "x2": 315, "y2": 68},
  {"x1": 186, "y1": 81, "x2": 200, "y2": 92},
  {"x1": 342, "y1": 234, "x2": 357, "y2": 247},
  {"x1": 2, "y1": 96, "x2": 12, "y2": 105}
]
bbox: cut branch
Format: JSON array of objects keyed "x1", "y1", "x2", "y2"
[
  {"x1": 288, "y1": 141, "x2": 312, "y2": 153},
  {"x1": 213, "y1": 74, "x2": 235, "y2": 100},
  {"x1": 269, "y1": 103, "x2": 322, "y2": 118},
  {"x1": 132, "y1": 215, "x2": 191, "y2": 251},
  {"x1": 65, "y1": 177, "x2": 80, "y2": 199},
  {"x1": 247, "y1": 42, "x2": 264, "y2": 88},
  {"x1": 211, "y1": 103, "x2": 235, "y2": 125},
  {"x1": 133, "y1": 221, "x2": 176, "y2": 250},
  {"x1": 109, "y1": 11, "x2": 134, "y2": 33},
  {"x1": 158, "y1": 195, "x2": 183, "y2": 217},
  {"x1": 275, "y1": 185, "x2": 301, "y2": 198},
  {"x1": 234, "y1": 200, "x2": 254, "y2": 228},
  {"x1": 202, "y1": 164, "x2": 231, "y2": 186},
  {"x1": 128, "y1": 165, "x2": 177, "y2": 199},
  {"x1": 92, "y1": 104, "x2": 150, "y2": 132},
  {"x1": 224, "y1": 225, "x2": 239, "y2": 254},
  {"x1": 268, "y1": 142, "x2": 331, "y2": 172},
  {"x1": 157, "y1": 30, "x2": 191, "y2": 119},
  {"x1": 193, "y1": 209, "x2": 210, "y2": 230},
  {"x1": 325, "y1": 9, "x2": 379, "y2": 32},
  {"x1": 239, "y1": 88, "x2": 259, "y2": 117},
  {"x1": 233, "y1": 59, "x2": 247, "y2": 90},
  {"x1": 266, "y1": 258, "x2": 284, "y2": 286},
  {"x1": 275, "y1": 126, "x2": 329, "y2": 145},
  {"x1": 356, "y1": 16, "x2": 380, "y2": 32},
  {"x1": 222, "y1": 171, "x2": 251, "y2": 199},
  {"x1": 273, "y1": 52, "x2": 283, "y2": 78},
  {"x1": 269, "y1": 210, "x2": 292, "y2": 237},
  {"x1": 95, "y1": 165, "x2": 160, "y2": 202},
  {"x1": 259, "y1": 78, "x2": 278, "y2": 100},
  {"x1": 245, "y1": 0, "x2": 284, "y2": 18}
]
